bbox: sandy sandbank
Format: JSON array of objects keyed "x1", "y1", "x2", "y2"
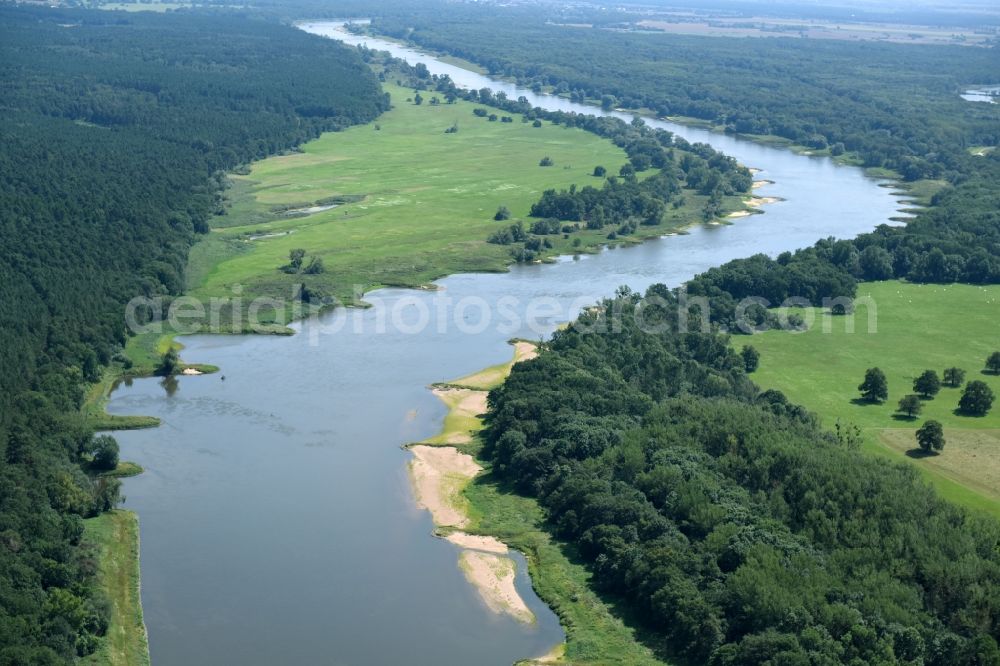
[
  {"x1": 428, "y1": 387, "x2": 488, "y2": 444},
  {"x1": 406, "y1": 341, "x2": 542, "y2": 625},
  {"x1": 408, "y1": 445, "x2": 480, "y2": 528},
  {"x1": 513, "y1": 340, "x2": 538, "y2": 362},
  {"x1": 449, "y1": 340, "x2": 538, "y2": 390},
  {"x1": 443, "y1": 531, "x2": 509, "y2": 554},
  {"x1": 458, "y1": 550, "x2": 535, "y2": 624}
]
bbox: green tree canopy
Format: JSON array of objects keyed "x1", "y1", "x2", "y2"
[
  {"x1": 858, "y1": 367, "x2": 888, "y2": 403},
  {"x1": 897, "y1": 394, "x2": 922, "y2": 419},
  {"x1": 741, "y1": 345, "x2": 760, "y2": 373},
  {"x1": 157, "y1": 348, "x2": 181, "y2": 377},
  {"x1": 943, "y1": 367, "x2": 966, "y2": 388},
  {"x1": 959, "y1": 380, "x2": 995, "y2": 416},
  {"x1": 916, "y1": 420, "x2": 945, "y2": 454},
  {"x1": 91, "y1": 435, "x2": 120, "y2": 471},
  {"x1": 913, "y1": 369, "x2": 941, "y2": 399}
]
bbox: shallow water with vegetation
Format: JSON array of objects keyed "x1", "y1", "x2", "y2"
[{"x1": 105, "y1": 22, "x2": 911, "y2": 665}]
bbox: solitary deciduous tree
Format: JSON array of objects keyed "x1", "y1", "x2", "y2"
[
  {"x1": 494, "y1": 206, "x2": 511, "y2": 221},
  {"x1": 986, "y1": 351, "x2": 1000, "y2": 374},
  {"x1": 91, "y1": 435, "x2": 120, "y2": 471},
  {"x1": 897, "y1": 394, "x2": 922, "y2": 419},
  {"x1": 740, "y1": 345, "x2": 760, "y2": 373},
  {"x1": 943, "y1": 367, "x2": 966, "y2": 388},
  {"x1": 593, "y1": 165, "x2": 607, "y2": 177},
  {"x1": 913, "y1": 370, "x2": 941, "y2": 399},
  {"x1": 303, "y1": 256, "x2": 325, "y2": 275},
  {"x1": 959, "y1": 380, "x2": 995, "y2": 416},
  {"x1": 858, "y1": 367, "x2": 888, "y2": 403},
  {"x1": 539, "y1": 156, "x2": 554, "y2": 167},
  {"x1": 413, "y1": 92, "x2": 423, "y2": 105},
  {"x1": 916, "y1": 420, "x2": 945, "y2": 454},
  {"x1": 289, "y1": 248, "x2": 306, "y2": 271},
  {"x1": 157, "y1": 348, "x2": 180, "y2": 376}
]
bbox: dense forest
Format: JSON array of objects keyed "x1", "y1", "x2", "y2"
[
  {"x1": 0, "y1": 8, "x2": 386, "y2": 661},
  {"x1": 371, "y1": 6, "x2": 1000, "y2": 179},
  {"x1": 485, "y1": 288, "x2": 1000, "y2": 664}
]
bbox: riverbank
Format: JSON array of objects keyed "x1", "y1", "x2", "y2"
[
  {"x1": 407, "y1": 341, "x2": 669, "y2": 664},
  {"x1": 407, "y1": 341, "x2": 538, "y2": 624},
  {"x1": 80, "y1": 335, "x2": 219, "y2": 666},
  {"x1": 81, "y1": 511, "x2": 150, "y2": 666}
]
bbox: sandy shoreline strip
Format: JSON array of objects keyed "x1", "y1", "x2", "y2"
[
  {"x1": 406, "y1": 341, "x2": 541, "y2": 625},
  {"x1": 426, "y1": 388, "x2": 488, "y2": 444},
  {"x1": 513, "y1": 340, "x2": 539, "y2": 362},
  {"x1": 408, "y1": 445, "x2": 480, "y2": 528},
  {"x1": 459, "y1": 550, "x2": 534, "y2": 624},
  {"x1": 444, "y1": 531, "x2": 509, "y2": 553},
  {"x1": 727, "y1": 190, "x2": 783, "y2": 219}
]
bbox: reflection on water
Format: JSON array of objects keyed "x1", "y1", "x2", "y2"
[
  {"x1": 159, "y1": 375, "x2": 178, "y2": 397},
  {"x1": 105, "y1": 22, "x2": 913, "y2": 666}
]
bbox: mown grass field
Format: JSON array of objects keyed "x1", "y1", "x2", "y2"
[
  {"x1": 191, "y1": 84, "x2": 727, "y2": 311},
  {"x1": 746, "y1": 281, "x2": 1000, "y2": 516},
  {"x1": 82, "y1": 511, "x2": 149, "y2": 666}
]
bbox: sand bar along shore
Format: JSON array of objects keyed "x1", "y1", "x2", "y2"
[{"x1": 406, "y1": 341, "x2": 540, "y2": 624}]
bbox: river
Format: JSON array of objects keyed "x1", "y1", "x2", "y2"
[{"x1": 104, "y1": 21, "x2": 911, "y2": 666}]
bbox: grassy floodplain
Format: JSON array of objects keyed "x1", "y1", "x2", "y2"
[
  {"x1": 192, "y1": 84, "x2": 732, "y2": 314},
  {"x1": 746, "y1": 280, "x2": 1000, "y2": 517},
  {"x1": 81, "y1": 511, "x2": 149, "y2": 666}
]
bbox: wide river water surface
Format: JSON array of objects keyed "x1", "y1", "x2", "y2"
[{"x1": 106, "y1": 22, "x2": 913, "y2": 666}]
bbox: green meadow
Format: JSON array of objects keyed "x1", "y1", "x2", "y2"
[
  {"x1": 81, "y1": 511, "x2": 149, "y2": 666},
  {"x1": 194, "y1": 84, "x2": 627, "y2": 303},
  {"x1": 746, "y1": 280, "x2": 1000, "y2": 516},
  {"x1": 190, "y1": 84, "x2": 723, "y2": 314}
]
